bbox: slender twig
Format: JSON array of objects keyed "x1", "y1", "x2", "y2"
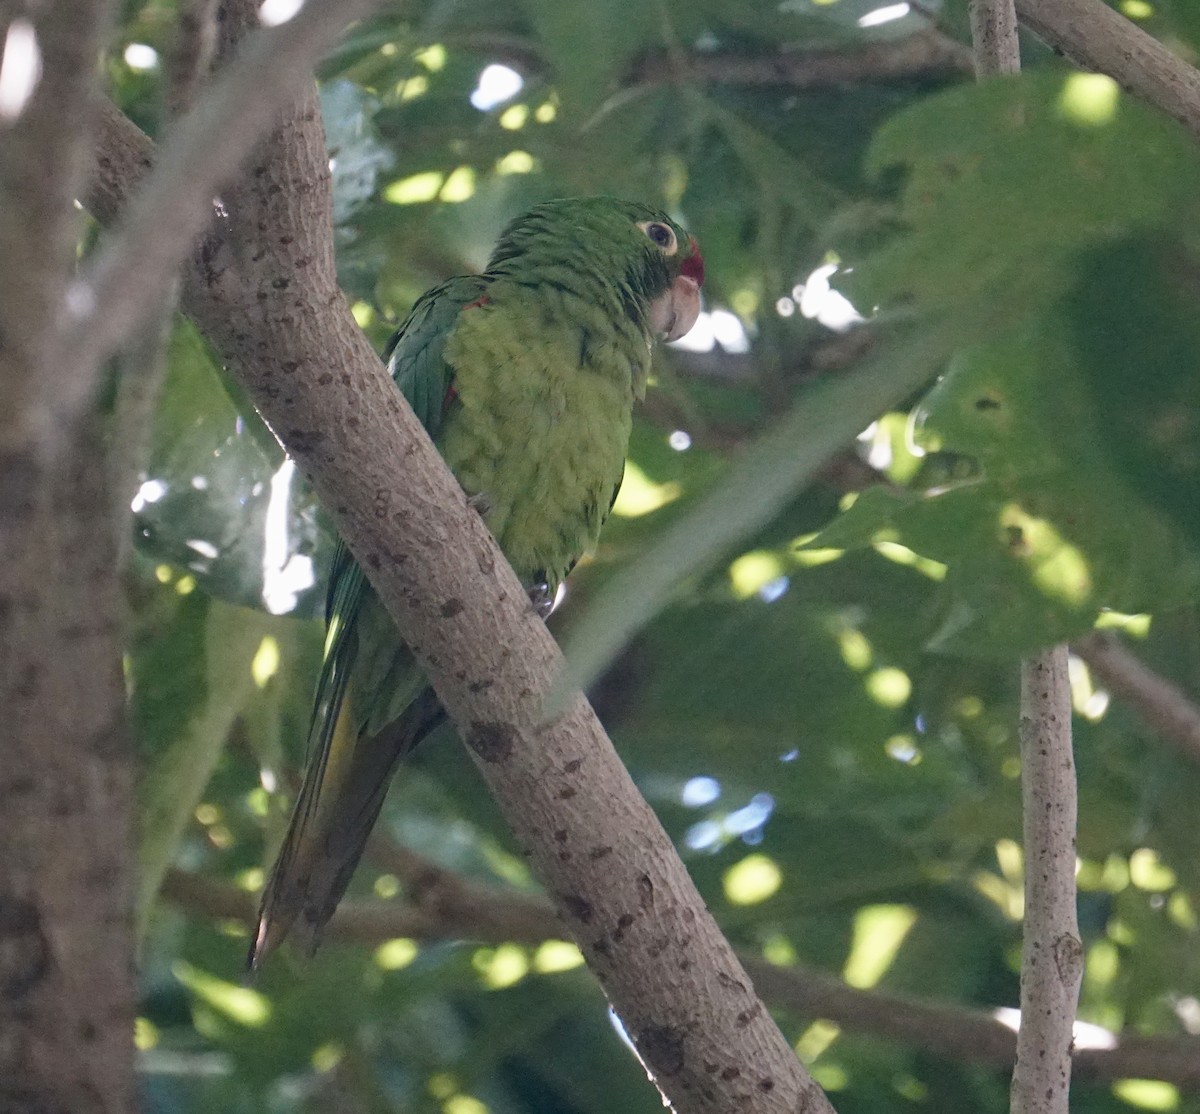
[
  {"x1": 1014, "y1": 0, "x2": 1200, "y2": 144},
  {"x1": 1013, "y1": 648, "x2": 1083, "y2": 1114},
  {"x1": 1073, "y1": 632, "x2": 1200, "y2": 765},
  {"x1": 969, "y1": 9, "x2": 1082, "y2": 1112},
  {"x1": 364, "y1": 832, "x2": 569, "y2": 945},
  {"x1": 160, "y1": 866, "x2": 1200, "y2": 1088},
  {"x1": 451, "y1": 29, "x2": 974, "y2": 87},
  {"x1": 970, "y1": 0, "x2": 1021, "y2": 77},
  {"x1": 746, "y1": 953, "x2": 1200, "y2": 1089},
  {"x1": 629, "y1": 31, "x2": 974, "y2": 87}
]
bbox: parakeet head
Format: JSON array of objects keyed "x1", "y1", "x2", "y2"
[{"x1": 486, "y1": 197, "x2": 704, "y2": 343}]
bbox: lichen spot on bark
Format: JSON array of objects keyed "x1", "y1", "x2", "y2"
[{"x1": 466, "y1": 720, "x2": 517, "y2": 762}]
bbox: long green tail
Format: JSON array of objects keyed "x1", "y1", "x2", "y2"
[{"x1": 249, "y1": 685, "x2": 443, "y2": 968}]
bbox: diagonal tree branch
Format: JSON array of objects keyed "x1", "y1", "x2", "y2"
[
  {"x1": 161, "y1": 865, "x2": 1200, "y2": 1089},
  {"x1": 1014, "y1": 0, "x2": 1200, "y2": 143},
  {"x1": 213, "y1": 253, "x2": 832, "y2": 1113},
  {"x1": 58, "y1": 0, "x2": 391, "y2": 445},
  {"x1": 629, "y1": 31, "x2": 975, "y2": 87},
  {"x1": 452, "y1": 28, "x2": 974, "y2": 88},
  {"x1": 1073, "y1": 631, "x2": 1200, "y2": 765}
]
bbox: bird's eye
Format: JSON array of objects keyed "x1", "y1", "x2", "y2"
[{"x1": 637, "y1": 220, "x2": 678, "y2": 255}]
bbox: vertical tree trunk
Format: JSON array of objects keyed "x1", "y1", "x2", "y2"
[
  {"x1": 0, "y1": 427, "x2": 135, "y2": 1114},
  {"x1": 0, "y1": 2, "x2": 136, "y2": 1110}
]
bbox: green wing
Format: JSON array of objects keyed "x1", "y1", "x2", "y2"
[
  {"x1": 296, "y1": 274, "x2": 489, "y2": 833},
  {"x1": 384, "y1": 275, "x2": 488, "y2": 430},
  {"x1": 251, "y1": 275, "x2": 490, "y2": 967},
  {"x1": 315, "y1": 274, "x2": 487, "y2": 744}
]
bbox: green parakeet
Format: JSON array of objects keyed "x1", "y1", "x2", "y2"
[{"x1": 251, "y1": 197, "x2": 704, "y2": 967}]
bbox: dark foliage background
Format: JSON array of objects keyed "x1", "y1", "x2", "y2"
[{"x1": 112, "y1": 1, "x2": 1200, "y2": 1110}]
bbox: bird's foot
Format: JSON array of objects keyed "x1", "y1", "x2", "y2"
[
  {"x1": 467, "y1": 492, "x2": 493, "y2": 517},
  {"x1": 527, "y1": 582, "x2": 555, "y2": 620}
]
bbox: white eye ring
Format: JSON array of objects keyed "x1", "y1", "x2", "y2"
[{"x1": 637, "y1": 220, "x2": 678, "y2": 255}]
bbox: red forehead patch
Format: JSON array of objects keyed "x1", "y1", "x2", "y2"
[{"x1": 680, "y1": 237, "x2": 705, "y2": 286}]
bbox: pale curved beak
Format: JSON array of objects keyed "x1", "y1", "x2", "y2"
[{"x1": 649, "y1": 274, "x2": 702, "y2": 343}]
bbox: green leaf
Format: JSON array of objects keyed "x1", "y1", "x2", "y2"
[
  {"x1": 518, "y1": 0, "x2": 658, "y2": 114},
  {"x1": 856, "y1": 72, "x2": 1200, "y2": 328},
  {"x1": 802, "y1": 316, "x2": 1200, "y2": 655},
  {"x1": 799, "y1": 485, "x2": 916, "y2": 551},
  {"x1": 321, "y1": 79, "x2": 395, "y2": 228},
  {"x1": 1068, "y1": 235, "x2": 1200, "y2": 553},
  {"x1": 136, "y1": 321, "x2": 329, "y2": 619},
  {"x1": 700, "y1": 95, "x2": 843, "y2": 221},
  {"x1": 137, "y1": 601, "x2": 284, "y2": 934}
]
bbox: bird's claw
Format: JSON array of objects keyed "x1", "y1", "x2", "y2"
[
  {"x1": 528, "y1": 582, "x2": 554, "y2": 620},
  {"x1": 467, "y1": 492, "x2": 493, "y2": 517}
]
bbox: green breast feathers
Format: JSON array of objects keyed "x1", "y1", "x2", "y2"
[{"x1": 439, "y1": 280, "x2": 643, "y2": 591}]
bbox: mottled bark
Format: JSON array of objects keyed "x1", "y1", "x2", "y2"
[
  {"x1": 0, "y1": 4, "x2": 134, "y2": 1109},
  {"x1": 1012, "y1": 649, "x2": 1082, "y2": 1114},
  {"x1": 971, "y1": 0, "x2": 1020, "y2": 78}
]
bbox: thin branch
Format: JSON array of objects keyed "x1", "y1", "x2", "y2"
[
  {"x1": 0, "y1": 2, "x2": 105, "y2": 453},
  {"x1": 111, "y1": 0, "x2": 218, "y2": 556},
  {"x1": 1013, "y1": 648, "x2": 1083, "y2": 1114},
  {"x1": 970, "y1": 0, "x2": 1021, "y2": 77},
  {"x1": 161, "y1": 866, "x2": 1200, "y2": 1089},
  {"x1": 1073, "y1": 631, "x2": 1200, "y2": 765},
  {"x1": 744, "y1": 954, "x2": 1200, "y2": 1089},
  {"x1": 1014, "y1": 0, "x2": 1200, "y2": 145},
  {"x1": 452, "y1": 29, "x2": 974, "y2": 88},
  {"x1": 82, "y1": 78, "x2": 832, "y2": 1114},
  {"x1": 628, "y1": 31, "x2": 974, "y2": 87},
  {"x1": 160, "y1": 866, "x2": 555, "y2": 947},
  {"x1": 59, "y1": 0, "x2": 390, "y2": 437},
  {"x1": 364, "y1": 833, "x2": 570, "y2": 946},
  {"x1": 969, "y1": 10, "x2": 1082, "y2": 1110},
  {"x1": 165, "y1": 0, "x2": 221, "y2": 116}
]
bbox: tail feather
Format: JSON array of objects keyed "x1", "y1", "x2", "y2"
[{"x1": 249, "y1": 688, "x2": 443, "y2": 969}]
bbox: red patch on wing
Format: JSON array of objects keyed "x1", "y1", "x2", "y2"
[
  {"x1": 442, "y1": 384, "x2": 459, "y2": 416},
  {"x1": 680, "y1": 238, "x2": 704, "y2": 286},
  {"x1": 464, "y1": 295, "x2": 491, "y2": 310}
]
